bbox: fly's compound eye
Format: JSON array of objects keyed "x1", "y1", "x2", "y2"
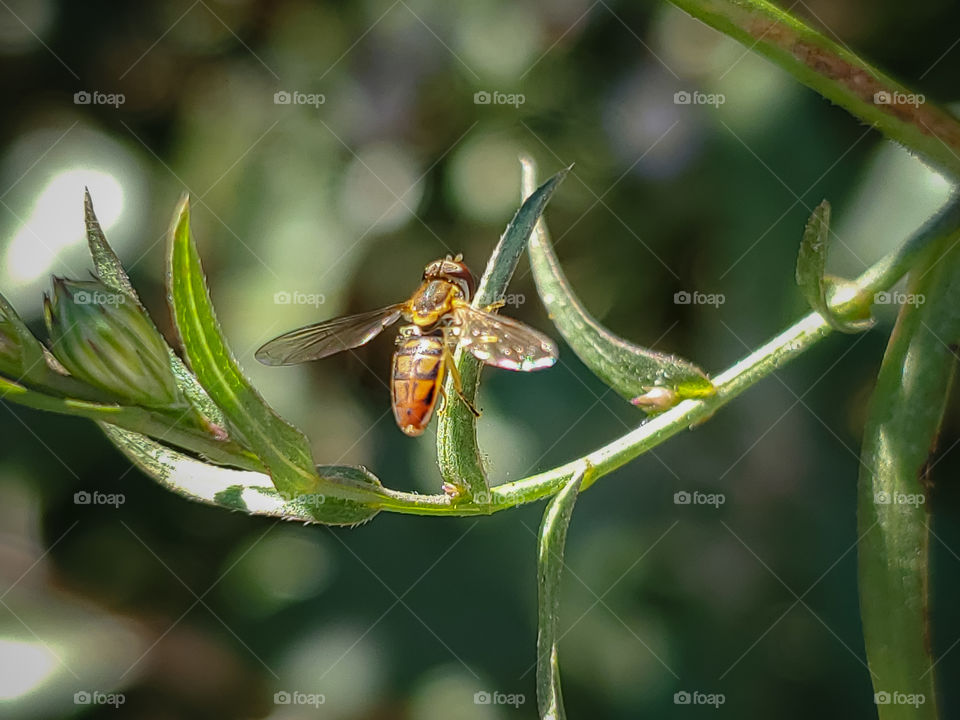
[
  {"x1": 441, "y1": 261, "x2": 476, "y2": 298},
  {"x1": 422, "y1": 257, "x2": 476, "y2": 298},
  {"x1": 422, "y1": 259, "x2": 444, "y2": 280}
]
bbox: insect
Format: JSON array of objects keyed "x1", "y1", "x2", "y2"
[{"x1": 255, "y1": 255, "x2": 558, "y2": 436}]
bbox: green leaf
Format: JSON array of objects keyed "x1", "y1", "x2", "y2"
[
  {"x1": 796, "y1": 199, "x2": 874, "y2": 333},
  {"x1": 100, "y1": 425, "x2": 380, "y2": 526},
  {"x1": 536, "y1": 465, "x2": 585, "y2": 720},
  {"x1": 0, "y1": 291, "x2": 50, "y2": 380},
  {"x1": 436, "y1": 167, "x2": 569, "y2": 499},
  {"x1": 522, "y1": 157, "x2": 715, "y2": 413},
  {"x1": 857, "y1": 233, "x2": 960, "y2": 718},
  {"x1": 84, "y1": 189, "x2": 228, "y2": 430},
  {"x1": 165, "y1": 195, "x2": 381, "y2": 521}
]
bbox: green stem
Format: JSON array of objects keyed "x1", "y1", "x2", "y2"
[
  {"x1": 0, "y1": 376, "x2": 264, "y2": 472},
  {"x1": 668, "y1": 0, "x2": 960, "y2": 180},
  {"x1": 370, "y1": 194, "x2": 960, "y2": 517}
]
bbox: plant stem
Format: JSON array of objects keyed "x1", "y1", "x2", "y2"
[
  {"x1": 668, "y1": 0, "x2": 960, "y2": 180},
  {"x1": 371, "y1": 194, "x2": 960, "y2": 517},
  {"x1": 0, "y1": 377, "x2": 265, "y2": 472}
]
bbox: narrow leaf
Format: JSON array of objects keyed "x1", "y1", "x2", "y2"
[
  {"x1": 0, "y1": 291, "x2": 51, "y2": 380},
  {"x1": 437, "y1": 168, "x2": 569, "y2": 499},
  {"x1": 523, "y1": 156, "x2": 714, "y2": 412},
  {"x1": 537, "y1": 465, "x2": 585, "y2": 720},
  {"x1": 857, "y1": 233, "x2": 960, "y2": 718},
  {"x1": 84, "y1": 189, "x2": 228, "y2": 430},
  {"x1": 101, "y1": 425, "x2": 380, "y2": 526},
  {"x1": 166, "y1": 195, "x2": 381, "y2": 521},
  {"x1": 796, "y1": 199, "x2": 874, "y2": 333}
]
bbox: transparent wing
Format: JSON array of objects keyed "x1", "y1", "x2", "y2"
[
  {"x1": 452, "y1": 305, "x2": 558, "y2": 371},
  {"x1": 255, "y1": 304, "x2": 405, "y2": 366}
]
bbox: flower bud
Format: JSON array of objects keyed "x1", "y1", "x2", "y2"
[{"x1": 43, "y1": 278, "x2": 180, "y2": 407}]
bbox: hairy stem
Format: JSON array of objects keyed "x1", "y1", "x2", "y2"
[{"x1": 668, "y1": 0, "x2": 960, "y2": 180}]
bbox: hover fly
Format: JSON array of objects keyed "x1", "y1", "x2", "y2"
[{"x1": 255, "y1": 255, "x2": 558, "y2": 436}]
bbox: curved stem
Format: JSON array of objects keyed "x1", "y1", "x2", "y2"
[
  {"x1": 371, "y1": 194, "x2": 960, "y2": 517},
  {"x1": 668, "y1": 0, "x2": 960, "y2": 180}
]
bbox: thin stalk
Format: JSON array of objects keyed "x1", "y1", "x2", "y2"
[
  {"x1": 668, "y1": 0, "x2": 960, "y2": 180},
  {"x1": 0, "y1": 377, "x2": 264, "y2": 472}
]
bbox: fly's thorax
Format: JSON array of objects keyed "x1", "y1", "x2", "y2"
[{"x1": 409, "y1": 279, "x2": 464, "y2": 328}]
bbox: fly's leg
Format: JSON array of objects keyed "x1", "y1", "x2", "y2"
[
  {"x1": 448, "y1": 360, "x2": 481, "y2": 417},
  {"x1": 454, "y1": 296, "x2": 506, "y2": 314},
  {"x1": 440, "y1": 342, "x2": 481, "y2": 417}
]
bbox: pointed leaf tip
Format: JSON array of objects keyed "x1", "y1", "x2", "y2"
[{"x1": 796, "y1": 199, "x2": 874, "y2": 333}]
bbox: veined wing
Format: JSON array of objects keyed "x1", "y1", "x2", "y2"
[
  {"x1": 255, "y1": 304, "x2": 405, "y2": 366},
  {"x1": 452, "y1": 305, "x2": 558, "y2": 371}
]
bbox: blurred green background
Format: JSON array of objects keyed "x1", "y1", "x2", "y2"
[{"x1": 2, "y1": 0, "x2": 960, "y2": 717}]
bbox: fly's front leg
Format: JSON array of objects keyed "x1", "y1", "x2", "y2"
[{"x1": 455, "y1": 296, "x2": 505, "y2": 314}]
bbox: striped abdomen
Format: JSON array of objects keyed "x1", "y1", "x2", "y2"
[{"x1": 391, "y1": 332, "x2": 446, "y2": 437}]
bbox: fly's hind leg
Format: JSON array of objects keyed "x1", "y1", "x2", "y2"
[{"x1": 441, "y1": 344, "x2": 481, "y2": 418}]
